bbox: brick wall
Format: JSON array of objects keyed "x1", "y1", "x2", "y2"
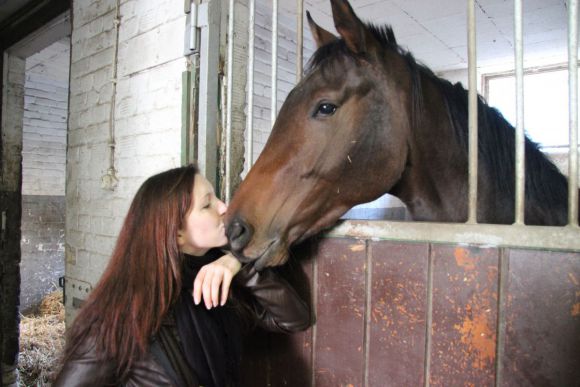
[
  {"x1": 65, "y1": 0, "x2": 186, "y2": 320},
  {"x1": 22, "y1": 39, "x2": 69, "y2": 196},
  {"x1": 19, "y1": 39, "x2": 70, "y2": 312},
  {"x1": 20, "y1": 196, "x2": 65, "y2": 312}
]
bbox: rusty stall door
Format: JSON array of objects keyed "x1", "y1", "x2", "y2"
[{"x1": 240, "y1": 237, "x2": 580, "y2": 387}]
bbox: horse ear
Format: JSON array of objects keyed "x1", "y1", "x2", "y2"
[
  {"x1": 330, "y1": 0, "x2": 371, "y2": 55},
  {"x1": 307, "y1": 11, "x2": 338, "y2": 48}
]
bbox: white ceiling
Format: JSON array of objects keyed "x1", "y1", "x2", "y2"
[{"x1": 304, "y1": 0, "x2": 572, "y2": 73}]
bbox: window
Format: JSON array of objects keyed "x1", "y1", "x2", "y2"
[{"x1": 484, "y1": 66, "x2": 576, "y2": 149}]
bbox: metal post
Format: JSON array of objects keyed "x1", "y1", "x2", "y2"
[
  {"x1": 296, "y1": 0, "x2": 304, "y2": 82},
  {"x1": 467, "y1": 0, "x2": 478, "y2": 224},
  {"x1": 225, "y1": 0, "x2": 235, "y2": 202},
  {"x1": 197, "y1": 1, "x2": 220, "y2": 188},
  {"x1": 246, "y1": 0, "x2": 255, "y2": 170},
  {"x1": 271, "y1": 0, "x2": 278, "y2": 125},
  {"x1": 514, "y1": 0, "x2": 525, "y2": 224},
  {"x1": 568, "y1": 0, "x2": 579, "y2": 227}
]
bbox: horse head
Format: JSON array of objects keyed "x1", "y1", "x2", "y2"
[{"x1": 226, "y1": 0, "x2": 414, "y2": 269}]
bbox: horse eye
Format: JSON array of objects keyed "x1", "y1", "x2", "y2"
[{"x1": 315, "y1": 103, "x2": 337, "y2": 117}]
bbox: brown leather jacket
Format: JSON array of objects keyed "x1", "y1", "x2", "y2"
[{"x1": 52, "y1": 266, "x2": 311, "y2": 387}]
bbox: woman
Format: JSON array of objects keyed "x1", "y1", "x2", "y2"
[{"x1": 53, "y1": 164, "x2": 311, "y2": 387}]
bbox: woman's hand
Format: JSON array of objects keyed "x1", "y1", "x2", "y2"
[{"x1": 193, "y1": 253, "x2": 242, "y2": 309}]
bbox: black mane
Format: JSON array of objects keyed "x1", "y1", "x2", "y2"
[{"x1": 306, "y1": 23, "x2": 570, "y2": 224}]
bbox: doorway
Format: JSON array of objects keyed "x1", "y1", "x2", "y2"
[{"x1": 0, "y1": 3, "x2": 70, "y2": 384}]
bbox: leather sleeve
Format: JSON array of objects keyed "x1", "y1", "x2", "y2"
[
  {"x1": 235, "y1": 265, "x2": 311, "y2": 333},
  {"x1": 52, "y1": 335, "x2": 177, "y2": 387},
  {"x1": 52, "y1": 338, "x2": 117, "y2": 387}
]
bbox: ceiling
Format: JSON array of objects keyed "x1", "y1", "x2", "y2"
[
  {"x1": 0, "y1": 0, "x2": 572, "y2": 73},
  {"x1": 304, "y1": 0, "x2": 571, "y2": 73},
  {"x1": 0, "y1": 0, "x2": 37, "y2": 25}
]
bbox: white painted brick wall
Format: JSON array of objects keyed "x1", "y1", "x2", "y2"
[
  {"x1": 249, "y1": 1, "x2": 316, "y2": 164},
  {"x1": 66, "y1": 0, "x2": 186, "y2": 296},
  {"x1": 22, "y1": 39, "x2": 70, "y2": 196}
]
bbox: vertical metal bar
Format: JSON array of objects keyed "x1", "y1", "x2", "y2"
[
  {"x1": 197, "y1": 1, "x2": 220, "y2": 188},
  {"x1": 190, "y1": 2, "x2": 198, "y2": 51},
  {"x1": 363, "y1": 241, "x2": 371, "y2": 387},
  {"x1": 568, "y1": 0, "x2": 579, "y2": 227},
  {"x1": 296, "y1": 0, "x2": 304, "y2": 82},
  {"x1": 514, "y1": 0, "x2": 525, "y2": 224},
  {"x1": 494, "y1": 249, "x2": 509, "y2": 386},
  {"x1": 271, "y1": 0, "x2": 278, "y2": 125},
  {"x1": 225, "y1": 0, "x2": 235, "y2": 202},
  {"x1": 311, "y1": 253, "x2": 319, "y2": 387},
  {"x1": 181, "y1": 69, "x2": 192, "y2": 165},
  {"x1": 246, "y1": 0, "x2": 255, "y2": 170},
  {"x1": 467, "y1": 0, "x2": 479, "y2": 224},
  {"x1": 423, "y1": 245, "x2": 434, "y2": 387}
]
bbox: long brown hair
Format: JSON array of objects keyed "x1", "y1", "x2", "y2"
[{"x1": 63, "y1": 164, "x2": 199, "y2": 378}]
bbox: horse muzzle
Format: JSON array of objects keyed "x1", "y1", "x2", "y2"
[
  {"x1": 226, "y1": 216, "x2": 254, "y2": 254},
  {"x1": 226, "y1": 215, "x2": 289, "y2": 270}
]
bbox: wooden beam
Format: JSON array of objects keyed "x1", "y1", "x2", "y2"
[{"x1": 0, "y1": 0, "x2": 70, "y2": 51}]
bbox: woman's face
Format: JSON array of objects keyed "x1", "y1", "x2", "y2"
[{"x1": 178, "y1": 174, "x2": 228, "y2": 255}]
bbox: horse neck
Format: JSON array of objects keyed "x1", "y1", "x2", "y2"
[
  {"x1": 391, "y1": 72, "x2": 575, "y2": 225},
  {"x1": 389, "y1": 76, "x2": 470, "y2": 222},
  {"x1": 521, "y1": 144, "x2": 573, "y2": 225}
]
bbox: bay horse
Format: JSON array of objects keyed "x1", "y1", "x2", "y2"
[{"x1": 226, "y1": 0, "x2": 577, "y2": 270}]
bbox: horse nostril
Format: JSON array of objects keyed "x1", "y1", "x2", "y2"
[
  {"x1": 227, "y1": 217, "x2": 253, "y2": 252},
  {"x1": 229, "y1": 221, "x2": 242, "y2": 240}
]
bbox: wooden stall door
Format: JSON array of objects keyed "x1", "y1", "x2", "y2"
[{"x1": 241, "y1": 237, "x2": 580, "y2": 387}]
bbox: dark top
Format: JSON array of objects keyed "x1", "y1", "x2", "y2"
[{"x1": 52, "y1": 250, "x2": 311, "y2": 387}]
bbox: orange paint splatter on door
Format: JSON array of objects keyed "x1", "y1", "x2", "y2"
[
  {"x1": 349, "y1": 244, "x2": 365, "y2": 252},
  {"x1": 454, "y1": 309, "x2": 496, "y2": 369},
  {"x1": 454, "y1": 247, "x2": 476, "y2": 270}
]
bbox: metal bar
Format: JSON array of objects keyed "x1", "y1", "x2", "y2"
[
  {"x1": 363, "y1": 241, "x2": 371, "y2": 387},
  {"x1": 494, "y1": 249, "x2": 509, "y2": 386},
  {"x1": 246, "y1": 0, "x2": 255, "y2": 170},
  {"x1": 188, "y1": 1, "x2": 198, "y2": 52},
  {"x1": 191, "y1": 56, "x2": 199, "y2": 164},
  {"x1": 328, "y1": 220, "x2": 580, "y2": 252},
  {"x1": 423, "y1": 245, "x2": 434, "y2": 387},
  {"x1": 568, "y1": 0, "x2": 579, "y2": 227},
  {"x1": 225, "y1": 0, "x2": 235, "y2": 202},
  {"x1": 296, "y1": 0, "x2": 304, "y2": 82},
  {"x1": 467, "y1": 0, "x2": 479, "y2": 224},
  {"x1": 197, "y1": 1, "x2": 220, "y2": 188},
  {"x1": 271, "y1": 0, "x2": 278, "y2": 124},
  {"x1": 181, "y1": 70, "x2": 192, "y2": 165},
  {"x1": 311, "y1": 255, "x2": 319, "y2": 387},
  {"x1": 514, "y1": 0, "x2": 525, "y2": 225}
]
